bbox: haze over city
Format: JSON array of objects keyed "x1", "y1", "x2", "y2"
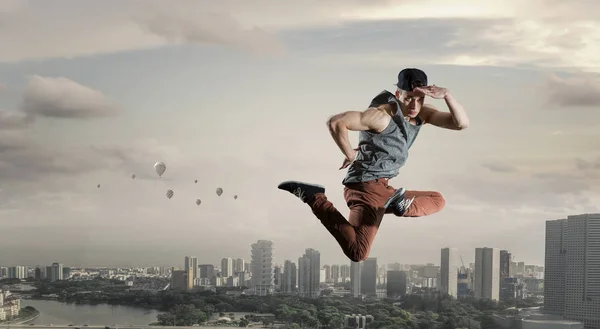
[{"x1": 1, "y1": 0, "x2": 600, "y2": 267}]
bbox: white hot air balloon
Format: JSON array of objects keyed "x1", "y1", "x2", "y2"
[
  {"x1": 216, "y1": 187, "x2": 223, "y2": 196},
  {"x1": 154, "y1": 162, "x2": 166, "y2": 178},
  {"x1": 166, "y1": 189, "x2": 174, "y2": 199},
  {"x1": 196, "y1": 199, "x2": 201, "y2": 206}
]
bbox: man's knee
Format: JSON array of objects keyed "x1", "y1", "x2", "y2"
[
  {"x1": 432, "y1": 191, "x2": 446, "y2": 210},
  {"x1": 345, "y1": 248, "x2": 370, "y2": 262}
]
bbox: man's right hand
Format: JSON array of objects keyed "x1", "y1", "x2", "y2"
[{"x1": 339, "y1": 149, "x2": 358, "y2": 170}]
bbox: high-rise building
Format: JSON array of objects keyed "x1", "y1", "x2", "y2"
[
  {"x1": 221, "y1": 258, "x2": 233, "y2": 277},
  {"x1": 298, "y1": 249, "x2": 320, "y2": 298},
  {"x1": 199, "y1": 264, "x2": 215, "y2": 280},
  {"x1": 360, "y1": 258, "x2": 377, "y2": 296},
  {"x1": 250, "y1": 240, "x2": 274, "y2": 296},
  {"x1": 440, "y1": 248, "x2": 460, "y2": 298},
  {"x1": 544, "y1": 218, "x2": 567, "y2": 316},
  {"x1": 234, "y1": 258, "x2": 245, "y2": 273},
  {"x1": 341, "y1": 264, "x2": 350, "y2": 280},
  {"x1": 545, "y1": 214, "x2": 600, "y2": 328},
  {"x1": 282, "y1": 260, "x2": 297, "y2": 294},
  {"x1": 171, "y1": 268, "x2": 190, "y2": 290},
  {"x1": 350, "y1": 261, "x2": 361, "y2": 298},
  {"x1": 7, "y1": 266, "x2": 26, "y2": 279},
  {"x1": 499, "y1": 250, "x2": 512, "y2": 300},
  {"x1": 50, "y1": 263, "x2": 63, "y2": 282},
  {"x1": 273, "y1": 265, "x2": 283, "y2": 290},
  {"x1": 322, "y1": 265, "x2": 331, "y2": 283},
  {"x1": 474, "y1": 247, "x2": 500, "y2": 301},
  {"x1": 331, "y1": 265, "x2": 340, "y2": 283},
  {"x1": 185, "y1": 256, "x2": 198, "y2": 280},
  {"x1": 386, "y1": 271, "x2": 407, "y2": 299}
]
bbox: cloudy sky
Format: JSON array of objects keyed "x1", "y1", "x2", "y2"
[{"x1": 1, "y1": 0, "x2": 599, "y2": 268}]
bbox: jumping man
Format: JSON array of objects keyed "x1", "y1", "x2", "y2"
[{"x1": 278, "y1": 68, "x2": 470, "y2": 262}]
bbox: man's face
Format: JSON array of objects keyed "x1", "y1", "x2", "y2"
[{"x1": 403, "y1": 91, "x2": 425, "y2": 118}]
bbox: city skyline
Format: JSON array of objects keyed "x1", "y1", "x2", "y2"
[
  {"x1": 1, "y1": 0, "x2": 600, "y2": 267},
  {"x1": 1, "y1": 244, "x2": 544, "y2": 270}
]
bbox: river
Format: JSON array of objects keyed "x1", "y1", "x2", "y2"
[{"x1": 21, "y1": 300, "x2": 161, "y2": 326}]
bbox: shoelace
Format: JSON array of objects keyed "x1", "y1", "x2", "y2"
[
  {"x1": 397, "y1": 196, "x2": 415, "y2": 211},
  {"x1": 292, "y1": 187, "x2": 306, "y2": 201}
]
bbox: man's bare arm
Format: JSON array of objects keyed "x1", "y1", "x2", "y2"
[
  {"x1": 421, "y1": 93, "x2": 470, "y2": 130},
  {"x1": 327, "y1": 106, "x2": 391, "y2": 160}
]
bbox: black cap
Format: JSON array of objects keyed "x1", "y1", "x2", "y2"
[{"x1": 396, "y1": 68, "x2": 428, "y2": 91}]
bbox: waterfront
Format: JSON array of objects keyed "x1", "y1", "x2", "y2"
[{"x1": 21, "y1": 300, "x2": 161, "y2": 326}]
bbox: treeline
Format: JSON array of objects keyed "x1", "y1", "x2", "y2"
[{"x1": 30, "y1": 278, "x2": 538, "y2": 329}]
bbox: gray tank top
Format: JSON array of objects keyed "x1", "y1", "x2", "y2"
[{"x1": 343, "y1": 90, "x2": 422, "y2": 184}]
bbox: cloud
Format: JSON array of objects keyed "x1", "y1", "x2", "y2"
[
  {"x1": 0, "y1": 0, "x2": 292, "y2": 62},
  {"x1": 481, "y1": 162, "x2": 518, "y2": 173},
  {"x1": 0, "y1": 0, "x2": 597, "y2": 73},
  {"x1": 0, "y1": 110, "x2": 33, "y2": 130},
  {"x1": 21, "y1": 75, "x2": 121, "y2": 119},
  {"x1": 540, "y1": 74, "x2": 600, "y2": 107},
  {"x1": 133, "y1": 1, "x2": 283, "y2": 55},
  {"x1": 445, "y1": 157, "x2": 600, "y2": 214},
  {"x1": 0, "y1": 131, "x2": 29, "y2": 153}
]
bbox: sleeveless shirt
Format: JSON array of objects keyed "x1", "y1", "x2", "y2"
[{"x1": 342, "y1": 90, "x2": 422, "y2": 184}]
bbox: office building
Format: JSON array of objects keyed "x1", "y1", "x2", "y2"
[
  {"x1": 544, "y1": 214, "x2": 600, "y2": 328},
  {"x1": 440, "y1": 248, "x2": 460, "y2": 297},
  {"x1": 298, "y1": 249, "x2": 320, "y2": 298},
  {"x1": 386, "y1": 271, "x2": 407, "y2": 299},
  {"x1": 474, "y1": 247, "x2": 500, "y2": 301},
  {"x1": 250, "y1": 240, "x2": 274, "y2": 296}
]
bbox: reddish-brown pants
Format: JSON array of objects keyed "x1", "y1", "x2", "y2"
[{"x1": 308, "y1": 178, "x2": 445, "y2": 262}]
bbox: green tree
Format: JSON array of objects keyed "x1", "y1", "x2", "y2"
[{"x1": 157, "y1": 304, "x2": 208, "y2": 326}]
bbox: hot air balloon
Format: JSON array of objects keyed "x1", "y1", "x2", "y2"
[
  {"x1": 97, "y1": 184, "x2": 100, "y2": 188},
  {"x1": 166, "y1": 189, "x2": 174, "y2": 199},
  {"x1": 132, "y1": 174, "x2": 136, "y2": 179},
  {"x1": 234, "y1": 195, "x2": 238, "y2": 200},
  {"x1": 194, "y1": 180, "x2": 198, "y2": 184},
  {"x1": 196, "y1": 199, "x2": 201, "y2": 206},
  {"x1": 154, "y1": 162, "x2": 166, "y2": 178},
  {"x1": 216, "y1": 187, "x2": 223, "y2": 196}
]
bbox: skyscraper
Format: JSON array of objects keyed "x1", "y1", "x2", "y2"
[
  {"x1": 234, "y1": 258, "x2": 245, "y2": 273},
  {"x1": 331, "y1": 264, "x2": 340, "y2": 283},
  {"x1": 499, "y1": 250, "x2": 512, "y2": 300},
  {"x1": 350, "y1": 261, "x2": 361, "y2": 298},
  {"x1": 341, "y1": 264, "x2": 350, "y2": 280},
  {"x1": 361, "y1": 258, "x2": 377, "y2": 296},
  {"x1": 474, "y1": 247, "x2": 500, "y2": 301},
  {"x1": 221, "y1": 257, "x2": 233, "y2": 277},
  {"x1": 7, "y1": 266, "x2": 26, "y2": 279},
  {"x1": 282, "y1": 260, "x2": 297, "y2": 294},
  {"x1": 544, "y1": 218, "x2": 567, "y2": 316},
  {"x1": 545, "y1": 214, "x2": 600, "y2": 328},
  {"x1": 440, "y1": 248, "x2": 460, "y2": 298},
  {"x1": 199, "y1": 264, "x2": 215, "y2": 280},
  {"x1": 386, "y1": 270, "x2": 407, "y2": 299},
  {"x1": 185, "y1": 256, "x2": 198, "y2": 280},
  {"x1": 250, "y1": 240, "x2": 274, "y2": 296},
  {"x1": 298, "y1": 249, "x2": 320, "y2": 298},
  {"x1": 50, "y1": 263, "x2": 63, "y2": 282}
]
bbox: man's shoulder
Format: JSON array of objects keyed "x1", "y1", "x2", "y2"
[{"x1": 369, "y1": 90, "x2": 397, "y2": 108}]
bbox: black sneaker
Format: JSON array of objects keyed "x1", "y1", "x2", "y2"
[
  {"x1": 277, "y1": 181, "x2": 325, "y2": 203},
  {"x1": 384, "y1": 187, "x2": 415, "y2": 216}
]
